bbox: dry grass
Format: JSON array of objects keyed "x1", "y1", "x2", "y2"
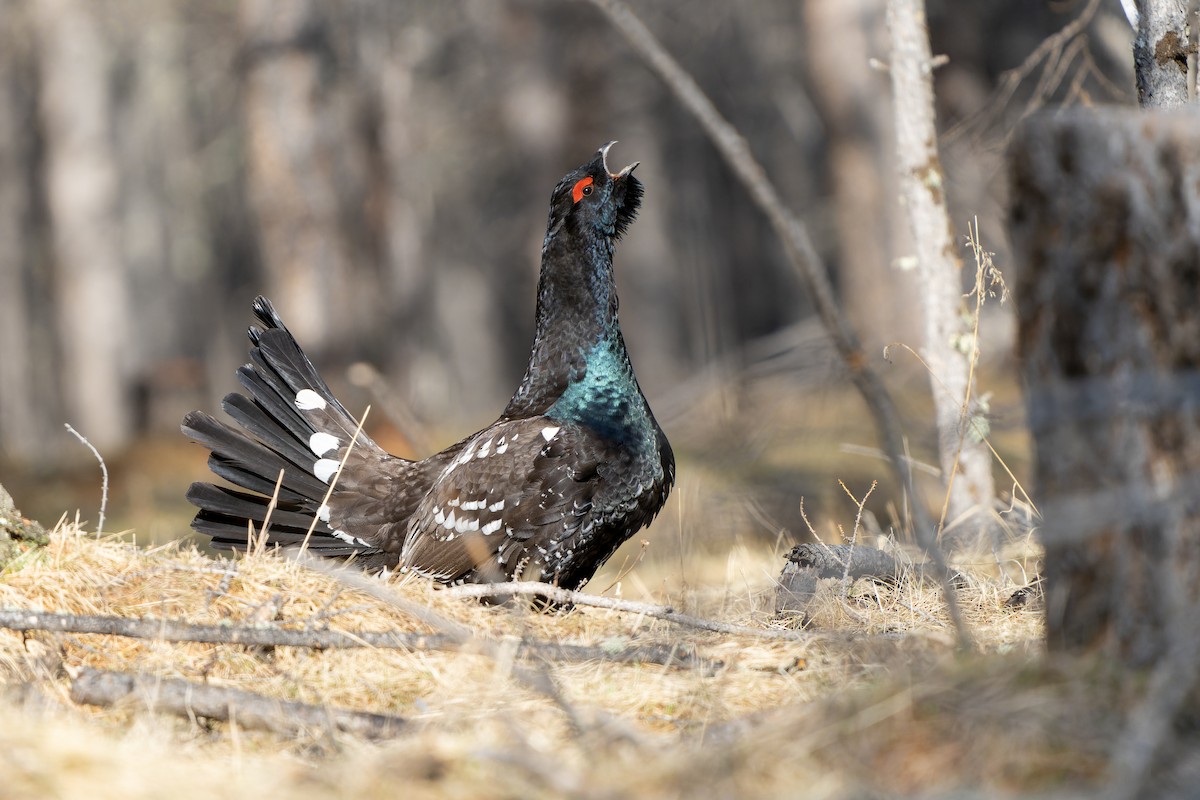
[{"x1": 0, "y1": 513, "x2": 1139, "y2": 799}]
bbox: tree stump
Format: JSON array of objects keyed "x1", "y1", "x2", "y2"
[{"x1": 1010, "y1": 109, "x2": 1200, "y2": 666}]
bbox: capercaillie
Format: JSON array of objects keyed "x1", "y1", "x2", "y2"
[{"x1": 182, "y1": 142, "x2": 674, "y2": 590}]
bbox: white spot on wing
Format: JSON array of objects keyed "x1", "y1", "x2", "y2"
[
  {"x1": 495, "y1": 436, "x2": 508, "y2": 455},
  {"x1": 314, "y1": 458, "x2": 340, "y2": 483},
  {"x1": 317, "y1": 504, "x2": 331, "y2": 523},
  {"x1": 434, "y1": 507, "x2": 445, "y2": 526},
  {"x1": 460, "y1": 499, "x2": 486, "y2": 511},
  {"x1": 332, "y1": 529, "x2": 368, "y2": 547},
  {"x1": 489, "y1": 499, "x2": 505, "y2": 512},
  {"x1": 443, "y1": 509, "x2": 457, "y2": 530},
  {"x1": 455, "y1": 515, "x2": 478, "y2": 534},
  {"x1": 295, "y1": 389, "x2": 327, "y2": 411},
  {"x1": 477, "y1": 438, "x2": 492, "y2": 458},
  {"x1": 541, "y1": 426, "x2": 560, "y2": 442},
  {"x1": 481, "y1": 519, "x2": 503, "y2": 535},
  {"x1": 309, "y1": 432, "x2": 339, "y2": 457}
]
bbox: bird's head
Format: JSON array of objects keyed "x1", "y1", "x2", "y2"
[{"x1": 543, "y1": 142, "x2": 642, "y2": 250}]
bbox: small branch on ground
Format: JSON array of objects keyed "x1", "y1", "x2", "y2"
[
  {"x1": 0, "y1": 607, "x2": 711, "y2": 670},
  {"x1": 68, "y1": 666, "x2": 407, "y2": 740},
  {"x1": 440, "y1": 581, "x2": 808, "y2": 641}
]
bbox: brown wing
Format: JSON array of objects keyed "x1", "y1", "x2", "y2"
[
  {"x1": 399, "y1": 417, "x2": 602, "y2": 584},
  {"x1": 319, "y1": 445, "x2": 461, "y2": 554}
]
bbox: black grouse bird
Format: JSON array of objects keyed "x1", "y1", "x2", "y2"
[{"x1": 183, "y1": 142, "x2": 674, "y2": 590}]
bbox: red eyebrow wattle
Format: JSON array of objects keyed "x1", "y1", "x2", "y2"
[{"x1": 571, "y1": 177, "x2": 594, "y2": 203}]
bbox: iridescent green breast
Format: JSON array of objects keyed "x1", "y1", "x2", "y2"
[{"x1": 547, "y1": 336, "x2": 658, "y2": 455}]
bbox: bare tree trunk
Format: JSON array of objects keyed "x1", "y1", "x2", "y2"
[
  {"x1": 240, "y1": 0, "x2": 358, "y2": 346},
  {"x1": 886, "y1": 0, "x2": 996, "y2": 539},
  {"x1": 34, "y1": 0, "x2": 132, "y2": 453},
  {"x1": 0, "y1": 4, "x2": 45, "y2": 462},
  {"x1": 1011, "y1": 108, "x2": 1200, "y2": 667},
  {"x1": 1133, "y1": 0, "x2": 1189, "y2": 107},
  {"x1": 805, "y1": 0, "x2": 918, "y2": 351}
]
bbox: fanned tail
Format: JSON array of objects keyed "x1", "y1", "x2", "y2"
[{"x1": 183, "y1": 296, "x2": 385, "y2": 557}]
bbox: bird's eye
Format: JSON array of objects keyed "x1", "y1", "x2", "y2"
[{"x1": 572, "y1": 177, "x2": 595, "y2": 203}]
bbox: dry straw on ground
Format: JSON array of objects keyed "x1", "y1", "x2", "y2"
[{"x1": 1, "y1": 515, "x2": 1140, "y2": 799}]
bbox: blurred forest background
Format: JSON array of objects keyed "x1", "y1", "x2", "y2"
[{"x1": 0, "y1": 0, "x2": 1134, "y2": 545}]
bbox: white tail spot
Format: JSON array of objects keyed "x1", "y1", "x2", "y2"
[
  {"x1": 314, "y1": 458, "x2": 340, "y2": 483},
  {"x1": 540, "y1": 426, "x2": 560, "y2": 442},
  {"x1": 295, "y1": 389, "x2": 327, "y2": 411},
  {"x1": 309, "y1": 432, "x2": 340, "y2": 457}
]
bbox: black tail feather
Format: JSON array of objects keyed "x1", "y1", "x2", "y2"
[
  {"x1": 182, "y1": 410, "x2": 327, "y2": 500},
  {"x1": 184, "y1": 297, "x2": 395, "y2": 560},
  {"x1": 186, "y1": 482, "x2": 322, "y2": 532},
  {"x1": 221, "y1": 392, "x2": 314, "y2": 472},
  {"x1": 193, "y1": 513, "x2": 360, "y2": 556},
  {"x1": 234, "y1": 365, "x2": 314, "y2": 445},
  {"x1": 207, "y1": 455, "x2": 310, "y2": 504}
]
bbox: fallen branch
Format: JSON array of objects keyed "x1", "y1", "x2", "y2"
[
  {"x1": 0, "y1": 607, "x2": 710, "y2": 670},
  {"x1": 776, "y1": 543, "x2": 901, "y2": 617},
  {"x1": 440, "y1": 581, "x2": 808, "y2": 641},
  {"x1": 784, "y1": 543, "x2": 900, "y2": 580},
  {"x1": 68, "y1": 666, "x2": 406, "y2": 739},
  {"x1": 289, "y1": 552, "x2": 596, "y2": 736}
]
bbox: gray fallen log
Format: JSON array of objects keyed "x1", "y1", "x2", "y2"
[
  {"x1": 69, "y1": 667, "x2": 406, "y2": 739},
  {"x1": 776, "y1": 543, "x2": 901, "y2": 617}
]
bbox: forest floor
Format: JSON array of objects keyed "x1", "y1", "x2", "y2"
[{"x1": 0, "y1": 505, "x2": 1147, "y2": 799}]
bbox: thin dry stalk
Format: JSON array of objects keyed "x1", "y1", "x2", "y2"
[
  {"x1": 301, "y1": 406, "x2": 371, "y2": 553},
  {"x1": 63, "y1": 424, "x2": 108, "y2": 535}
]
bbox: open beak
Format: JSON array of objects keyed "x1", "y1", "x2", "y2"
[{"x1": 599, "y1": 141, "x2": 639, "y2": 180}]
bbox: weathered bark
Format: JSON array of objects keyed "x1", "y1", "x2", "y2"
[
  {"x1": 34, "y1": 0, "x2": 132, "y2": 452},
  {"x1": 887, "y1": 0, "x2": 996, "y2": 540},
  {"x1": 776, "y1": 543, "x2": 901, "y2": 617},
  {"x1": 1011, "y1": 109, "x2": 1200, "y2": 665},
  {"x1": 1133, "y1": 0, "x2": 1189, "y2": 108}
]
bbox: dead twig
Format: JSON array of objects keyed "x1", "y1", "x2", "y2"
[
  {"x1": 0, "y1": 607, "x2": 710, "y2": 670},
  {"x1": 440, "y1": 581, "x2": 808, "y2": 641},
  {"x1": 63, "y1": 424, "x2": 108, "y2": 535},
  {"x1": 68, "y1": 666, "x2": 407, "y2": 740}
]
